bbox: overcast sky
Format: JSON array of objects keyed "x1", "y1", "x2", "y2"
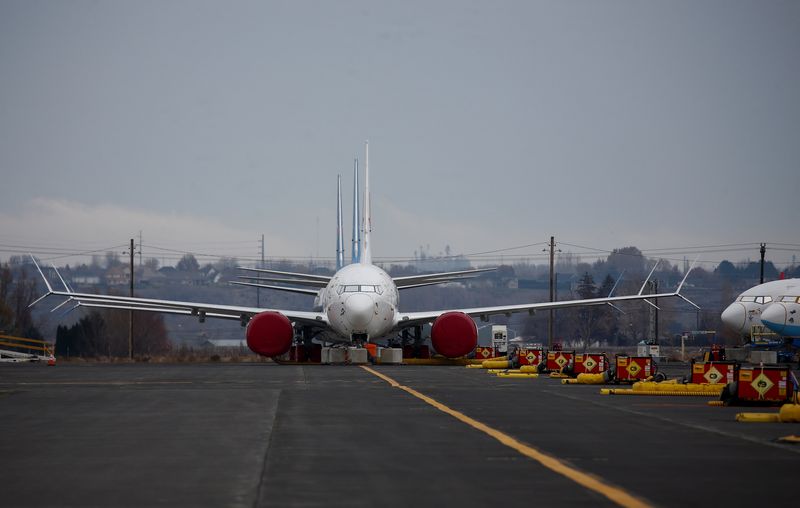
[{"x1": 1, "y1": 0, "x2": 798, "y2": 268}]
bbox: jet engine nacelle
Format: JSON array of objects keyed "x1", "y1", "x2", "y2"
[
  {"x1": 430, "y1": 311, "x2": 477, "y2": 358},
  {"x1": 246, "y1": 311, "x2": 294, "y2": 357}
]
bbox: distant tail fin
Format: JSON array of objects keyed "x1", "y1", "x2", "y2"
[
  {"x1": 336, "y1": 174, "x2": 344, "y2": 270},
  {"x1": 361, "y1": 140, "x2": 372, "y2": 265},
  {"x1": 351, "y1": 158, "x2": 360, "y2": 264}
]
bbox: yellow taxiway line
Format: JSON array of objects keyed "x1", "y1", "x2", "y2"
[{"x1": 361, "y1": 365, "x2": 651, "y2": 508}]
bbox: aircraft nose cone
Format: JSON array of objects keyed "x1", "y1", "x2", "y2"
[
  {"x1": 346, "y1": 293, "x2": 374, "y2": 328},
  {"x1": 760, "y1": 304, "x2": 786, "y2": 334},
  {"x1": 721, "y1": 303, "x2": 747, "y2": 332}
]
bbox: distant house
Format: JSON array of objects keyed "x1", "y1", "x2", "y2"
[
  {"x1": 105, "y1": 266, "x2": 129, "y2": 286},
  {"x1": 71, "y1": 275, "x2": 101, "y2": 285}
]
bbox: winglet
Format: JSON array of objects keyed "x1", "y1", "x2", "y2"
[
  {"x1": 672, "y1": 256, "x2": 700, "y2": 309},
  {"x1": 605, "y1": 302, "x2": 627, "y2": 314},
  {"x1": 677, "y1": 294, "x2": 701, "y2": 310},
  {"x1": 676, "y1": 256, "x2": 698, "y2": 294},
  {"x1": 607, "y1": 270, "x2": 625, "y2": 297},
  {"x1": 28, "y1": 254, "x2": 53, "y2": 308},
  {"x1": 52, "y1": 264, "x2": 72, "y2": 293},
  {"x1": 638, "y1": 259, "x2": 660, "y2": 296}
]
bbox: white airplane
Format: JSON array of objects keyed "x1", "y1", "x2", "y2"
[
  {"x1": 721, "y1": 278, "x2": 800, "y2": 338},
  {"x1": 30, "y1": 141, "x2": 699, "y2": 359}
]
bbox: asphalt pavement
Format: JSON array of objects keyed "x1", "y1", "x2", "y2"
[{"x1": 0, "y1": 362, "x2": 797, "y2": 507}]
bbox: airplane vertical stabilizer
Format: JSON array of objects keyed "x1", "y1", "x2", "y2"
[
  {"x1": 361, "y1": 140, "x2": 372, "y2": 265},
  {"x1": 336, "y1": 174, "x2": 344, "y2": 270},
  {"x1": 351, "y1": 158, "x2": 360, "y2": 264}
]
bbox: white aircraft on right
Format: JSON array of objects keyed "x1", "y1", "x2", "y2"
[{"x1": 721, "y1": 277, "x2": 800, "y2": 338}]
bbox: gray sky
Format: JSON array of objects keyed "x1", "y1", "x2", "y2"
[{"x1": 1, "y1": 0, "x2": 798, "y2": 268}]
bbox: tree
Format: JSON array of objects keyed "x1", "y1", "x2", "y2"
[
  {"x1": 715, "y1": 260, "x2": 737, "y2": 280},
  {"x1": 176, "y1": 254, "x2": 199, "y2": 272},
  {"x1": 566, "y1": 272, "x2": 614, "y2": 350},
  {"x1": 55, "y1": 311, "x2": 106, "y2": 357},
  {"x1": 0, "y1": 264, "x2": 42, "y2": 339},
  {"x1": 606, "y1": 246, "x2": 645, "y2": 275}
]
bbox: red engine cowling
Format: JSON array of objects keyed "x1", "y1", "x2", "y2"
[
  {"x1": 430, "y1": 311, "x2": 477, "y2": 358},
  {"x1": 246, "y1": 311, "x2": 294, "y2": 357}
]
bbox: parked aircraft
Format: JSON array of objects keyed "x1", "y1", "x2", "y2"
[
  {"x1": 760, "y1": 283, "x2": 800, "y2": 338},
  {"x1": 721, "y1": 278, "x2": 800, "y2": 338},
  {"x1": 31, "y1": 141, "x2": 698, "y2": 359}
]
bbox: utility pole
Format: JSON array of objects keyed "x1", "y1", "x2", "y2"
[
  {"x1": 548, "y1": 236, "x2": 555, "y2": 348},
  {"x1": 648, "y1": 279, "x2": 659, "y2": 343},
  {"x1": 760, "y1": 243, "x2": 766, "y2": 284},
  {"x1": 129, "y1": 238, "x2": 135, "y2": 360}
]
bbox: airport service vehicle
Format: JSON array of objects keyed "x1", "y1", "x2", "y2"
[
  {"x1": 721, "y1": 278, "x2": 800, "y2": 338},
  {"x1": 31, "y1": 142, "x2": 698, "y2": 359}
]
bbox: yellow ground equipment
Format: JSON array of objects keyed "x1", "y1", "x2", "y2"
[
  {"x1": 720, "y1": 365, "x2": 794, "y2": 406},
  {"x1": 735, "y1": 403, "x2": 800, "y2": 423},
  {"x1": 600, "y1": 381, "x2": 724, "y2": 396},
  {"x1": 614, "y1": 355, "x2": 656, "y2": 383},
  {"x1": 690, "y1": 360, "x2": 738, "y2": 385},
  {"x1": 496, "y1": 372, "x2": 539, "y2": 379},
  {"x1": 562, "y1": 372, "x2": 610, "y2": 385},
  {"x1": 482, "y1": 358, "x2": 512, "y2": 369}
]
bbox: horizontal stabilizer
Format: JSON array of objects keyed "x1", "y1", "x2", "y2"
[
  {"x1": 394, "y1": 267, "x2": 496, "y2": 288},
  {"x1": 230, "y1": 281, "x2": 319, "y2": 296},
  {"x1": 237, "y1": 267, "x2": 331, "y2": 282}
]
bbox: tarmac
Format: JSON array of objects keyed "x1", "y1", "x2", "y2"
[{"x1": 1, "y1": 362, "x2": 797, "y2": 508}]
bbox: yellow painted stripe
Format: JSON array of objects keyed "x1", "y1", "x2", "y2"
[{"x1": 361, "y1": 365, "x2": 651, "y2": 508}]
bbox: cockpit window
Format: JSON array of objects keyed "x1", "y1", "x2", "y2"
[
  {"x1": 780, "y1": 296, "x2": 800, "y2": 303},
  {"x1": 755, "y1": 296, "x2": 773, "y2": 304},
  {"x1": 337, "y1": 284, "x2": 384, "y2": 294},
  {"x1": 740, "y1": 296, "x2": 756, "y2": 302}
]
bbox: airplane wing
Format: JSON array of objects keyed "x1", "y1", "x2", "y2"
[
  {"x1": 395, "y1": 263, "x2": 699, "y2": 329},
  {"x1": 395, "y1": 290, "x2": 696, "y2": 329},
  {"x1": 393, "y1": 267, "x2": 496, "y2": 288},
  {"x1": 30, "y1": 259, "x2": 327, "y2": 328}
]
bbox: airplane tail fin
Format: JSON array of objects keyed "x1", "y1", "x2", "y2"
[
  {"x1": 351, "y1": 158, "x2": 360, "y2": 264},
  {"x1": 336, "y1": 174, "x2": 344, "y2": 270},
  {"x1": 361, "y1": 140, "x2": 372, "y2": 265}
]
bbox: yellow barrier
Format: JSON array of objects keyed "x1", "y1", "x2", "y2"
[
  {"x1": 631, "y1": 382, "x2": 725, "y2": 393},
  {"x1": 736, "y1": 413, "x2": 781, "y2": 423},
  {"x1": 562, "y1": 373, "x2": 607, "y2": 385},
  {"x1": 519, "y1": 365, "x2": 539, "y2": 373},
  {"x1": 496, "y1": 372, "x2": 539, "y2": 379},
  {"x1": 601, "y1": 388, "x2": 721, "y2": 396},
  {"x1": 736, "y1": 404, "x2": 800, "y2": 424},
  {"x1": 482, "y1": 359, "x2": 511, "y2": 369}
]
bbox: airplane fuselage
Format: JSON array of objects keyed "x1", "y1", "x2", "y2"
[
  {"x1": 721, "y1": 278, "x2": 800, "y2": 337},
  {"x1": 320, "y1": 262, "x2": 399, "y2": 342}
]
